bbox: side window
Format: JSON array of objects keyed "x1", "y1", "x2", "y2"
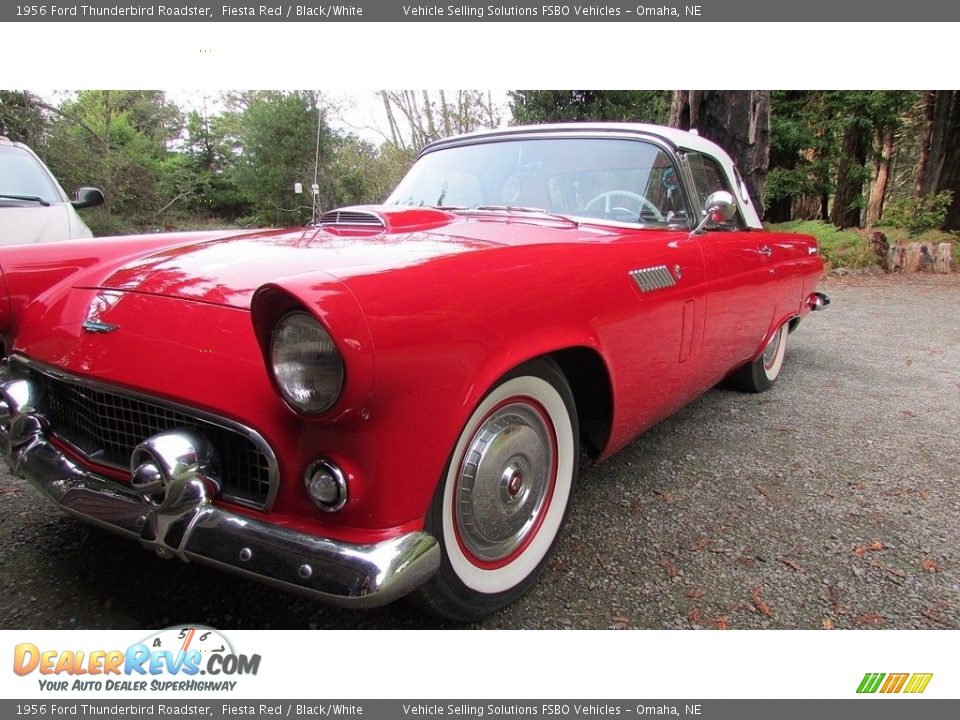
[{"x1": 685, "y1": 152, "x2": 742, "y2": 229}]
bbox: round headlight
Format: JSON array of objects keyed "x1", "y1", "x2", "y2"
[{"x1": 270, "y1": 312, "x2": 344, "y2": 413}]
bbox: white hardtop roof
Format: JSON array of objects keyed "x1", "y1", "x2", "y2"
[{"x1": 424, "y1": 122, "x2": 730, "y2": 157}]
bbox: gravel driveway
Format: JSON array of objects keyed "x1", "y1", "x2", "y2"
[{"x1": 1, "y1": 274, "x2": 957, "y2": 629}]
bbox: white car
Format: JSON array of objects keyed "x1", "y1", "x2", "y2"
[{"x1": 0, "y1": 135, "x2": 104, "y2": 245}]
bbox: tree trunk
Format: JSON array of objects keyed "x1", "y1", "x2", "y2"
[
  {"x1": 916, "y1": 91, "x2": 953, "y2": 197},
  {"x1": 866, "y1": 126, "x2": 894, "y2": 227},
  {"x1": 914, "y1": 91, "x2": 960, "y2": 229},
  {"x1": 669, "y1": 90, "x2": 771, "y2": 217},
  {"x1": 830, "y1": 122, "x2": 869, "y2": 228}
]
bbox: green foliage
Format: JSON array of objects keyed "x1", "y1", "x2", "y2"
[
  {"x1": 881, "y1": 191, "x2": 954, "y2": 234},
  {"x1": 0, "y1": 91, "x2": 47, "y2": 146},
  {"x1": 509, "y1": 91, "x2": 670, "y2": 124},
  {"x1": 766, "y1": 220, "x2": 877, "y2": 269}
]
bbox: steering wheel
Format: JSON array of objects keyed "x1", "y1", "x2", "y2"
[{"x1": 584, "y1": 190, "x2": 665, "y2": 222}]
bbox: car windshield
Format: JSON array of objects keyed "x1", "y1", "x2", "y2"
[
  {"x1": 0, "y1": 145, "x2": 62, "y2": 204},
  {"x1": 385, "y1": 136, "x2": 688, "y2": 227}
]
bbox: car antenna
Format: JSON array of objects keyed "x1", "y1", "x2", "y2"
[{"x1": 311, "y1": 100, "x2": 322, "y2": 224}]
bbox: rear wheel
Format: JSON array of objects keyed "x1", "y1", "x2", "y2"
[
  {"x1": 410, "y1": 359, "x2": 578, "y2": 621},
  {"x1": 726, "y1": 324, "x2": 788, "y2": 393}
]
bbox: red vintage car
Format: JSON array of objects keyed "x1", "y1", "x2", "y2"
[{"x1": 0, "y1": 124, "x2": 828, "y2": 621}]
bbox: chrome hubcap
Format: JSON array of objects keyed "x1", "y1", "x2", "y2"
[
  {"x1": 762, "y1": 328, "x2": 783, "y2": 370},
  {"x1": 455, "y1": 402, "x2": 555, "y2": 563}
]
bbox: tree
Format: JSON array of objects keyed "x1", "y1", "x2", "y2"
[
  {"x1": 669, "y1": 91, "x2": 771, "y2": 216},
  {"x1": 914, "y1": 90, "x2": 960, "y2": 229},
  {"x1": 509, "y1": 90, "x2": 670, "y2": 125},
  {"x1": 42, "y1": 91, "x2": 183, "y2": 233},
  {"x1": 0, "y1": 91, "x2": 47, "y2": 146},
  {"x1": 227, "y1": 91, "x2": 335, "y2": 226},
  {"x1": 765, "y1": 91, "x2": 835, "y2": 223},
  {"x1": 378, "y1": 90, "x2": 500, "y2": 155}
]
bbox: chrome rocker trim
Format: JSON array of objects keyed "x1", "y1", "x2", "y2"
[{"x1": 0, "y1": 371, "x2": 439, "y2": 608}]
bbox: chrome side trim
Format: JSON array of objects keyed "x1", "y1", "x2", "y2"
[
  {"x1": 8, "y1": 354, "x2": 280, "y2": 512},
  {"x1": 0, "y1": 382, "x2": 440, "y2": 607},
  {"x1": 629, "y1": 265, "x2": 678, "y2": 293}
]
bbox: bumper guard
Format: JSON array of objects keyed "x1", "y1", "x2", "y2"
[{"x1": 0, "y1": 365, "x2": 439, "y2": 608}]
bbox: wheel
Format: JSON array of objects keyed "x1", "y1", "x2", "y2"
[
  {"x1": 583, "y1": 190, "x2": 665, "y2": 222},
  {"x1": 410, "y1": 358, "x2": 579, "y2": 621},
  {"x1": 726, "y1": 323, "x2": 788, "y2": 393}
]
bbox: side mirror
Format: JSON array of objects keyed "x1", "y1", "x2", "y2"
[
  {"x1": 691, "y1": 190, "x2": 736, "y2": 235},
  {"x1": 72, "y1": 187, "x2": 105, "y2": 210}
]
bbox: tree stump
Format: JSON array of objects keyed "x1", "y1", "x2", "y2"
[
  {"x1": 900, "y1": 241, "x2": 954, "y2": 273},
  {"x1": 887, "y1": 239, "x2": 905, "y2": 272},
  {"x1": 868, "y1": 231, "x2": 889, "y2": 269},
  {"x1": 933, "y1": 243, "x2": 953, "y2": 273}
]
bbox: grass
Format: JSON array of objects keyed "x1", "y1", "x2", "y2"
[{"x1": 765, "y1": 220, "x2": 959, "y2": 270}]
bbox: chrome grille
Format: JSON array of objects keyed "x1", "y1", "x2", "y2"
[
  {"x1": 31, "y1": 369, "x2": 275, "y2": 510},
  {"x1": 317, "y1": 209, "x2": 386, "y2": 228},
  {"x1": 629, "y1": 265, "x2": 677, "y2": 293}
]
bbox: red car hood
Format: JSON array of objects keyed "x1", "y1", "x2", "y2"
[
  {"x1": 79, "y1": 208, "x2": 591, "y2": 309},
  {"x1": 87, "y1": 226, "x2": 492, "y2": 309}
]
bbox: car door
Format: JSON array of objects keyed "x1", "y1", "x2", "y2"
[{"x1": 683, "y1": 151, "x2": 779, "y2": 385}]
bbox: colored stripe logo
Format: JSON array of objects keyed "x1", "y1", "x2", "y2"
[{"x1": 857, "y1": 672, "x2": 933, "y2": 694}]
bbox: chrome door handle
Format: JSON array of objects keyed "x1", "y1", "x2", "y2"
[{"x1": 758, "y1": 246, "x2": 772, "y2": 257}]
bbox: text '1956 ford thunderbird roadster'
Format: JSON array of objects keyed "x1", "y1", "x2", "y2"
[{"x1": 0, "y1": 123, "x2": 828, "y2": 620}]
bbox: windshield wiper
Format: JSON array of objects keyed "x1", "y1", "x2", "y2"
[
  {"x1": 472, "y1": 205, "x2": 579, "y2": 226},
  {"x1": 0, "y1": 193, "x2": 51, "y2": 206}
]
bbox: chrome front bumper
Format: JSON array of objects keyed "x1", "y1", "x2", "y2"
[{"x1": 0, "y1": 372, "x2": 439, "y2": 608}]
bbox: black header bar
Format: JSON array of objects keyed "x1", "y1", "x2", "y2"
[{"x1": 3, "y1": 0, "x2": 959, "y2": 22}]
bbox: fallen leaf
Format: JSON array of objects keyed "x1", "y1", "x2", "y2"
[
  {"x1": 689, "y1": 538, "x2": 710, "y2": 552},
  {"x1": 550, "y1": 559, "x2": 569, "y2": 573},
  {"x1": 900, "y1": 410, "x2": 917, "y2": 418},
  {"x1": 686, "y1": 588, "x2": 707, "y2": 599},
  {"x1": 660, "y1": 559, "x2": 678, "y2": 578},
  {"x1": 905, "y1": 358, "x2": 913, "y2": 366},
  {"x1": 829, "y1": 586, "x2": 847, "y2": 615},
  {"x1": 611, "y1": 615, "x2": 630, "y2": 624},
  {"x1": 921, "y1": 559, "x2": 941, "y2": 573},
  {"x1": 856, "y1": 613, "x2": 885, "y2": 626},
  {"x1": 822, "y1": 618, "x2": 835, "y2": 630},
  {"x1": 854, "y1": 541, "x2": 886, "y2": 557},
  {"x1": 919, "y1": 490, "x2": 930, "y2": 500},
  {"x1": 751, "y1": 586, "x2": 772, "y2": 616},
  {"x1": 713, "y1": 617, "x2": 729, "y2": 630},
  {"x1": 870, "y1": 560, "x2": 905, "y2": 578},
  {"x1": 777, "y1": 557, "x2": 806, "y2": 573},
  {"x1": 629, "y1": 499, "x2": 644, "y2": 516},
  {"x1": 687, "y1": 608, "x2": 703, "y2": 623}
]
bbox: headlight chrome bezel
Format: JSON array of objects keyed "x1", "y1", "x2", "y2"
[{"x1": 269, "y1": 310, "x2": 345, "y2": 414}]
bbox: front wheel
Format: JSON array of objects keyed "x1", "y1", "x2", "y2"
[
  {"x1": 726, "y1": 323, "x2": 788, "y2": 393},
  {"x1": 410, "y1": 359, "x2": 579, "y2": 621}
]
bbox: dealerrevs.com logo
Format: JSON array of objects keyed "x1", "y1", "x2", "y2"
[{"x1": 13, "y1": 626, "x2": 260, "y2": 692}]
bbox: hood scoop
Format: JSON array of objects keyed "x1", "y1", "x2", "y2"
[
  {"x1": 317, "y1": 205, "x2": 455, "y2": 234},
  {"x1": 317, "y1": 208, "x2": 386, "y2": 229}
]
